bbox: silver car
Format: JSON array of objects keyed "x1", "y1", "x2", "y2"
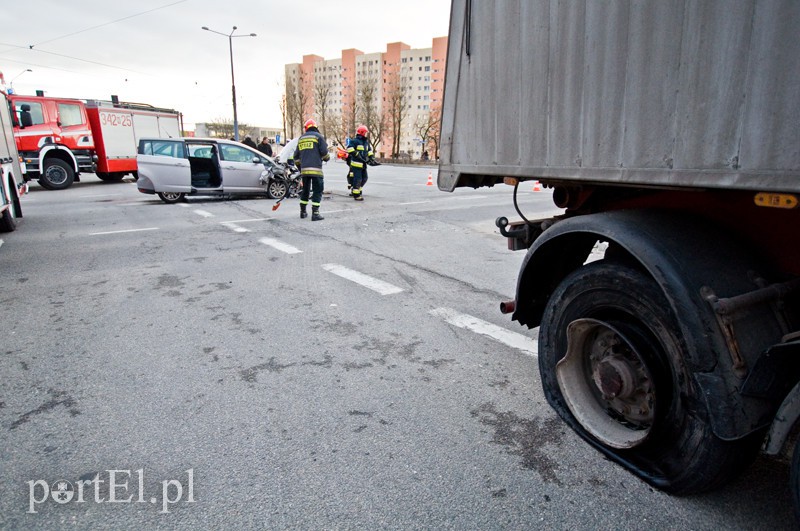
[{"x1": 136, "y1": 137, "x2": 289, "y2": 203}]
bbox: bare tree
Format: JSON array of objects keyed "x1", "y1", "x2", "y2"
[
  {"x1": 205, "y1": 117, "x2": 251, "y2": 140},
  {"x1": 285, "y1": 71, "x2": 310, "y2": 139},
  {"x1": 385, "y1": 69, "x2": 411, "y2": 158},
  {"x1": 279, "y1": 93, "x2": 288, "y2": 143},
  {"x1": 325, "y1": 111, "x2": 346, "y2": 148},
  {"x1": 314, "y1": 78, "x2": 333, "y2": 138},
  {"x1": 428, "y1": 103, "x2": 442, "y2": 159},
  {"x1": 415, "y1": 104, "x2": 441, "y2": 159},
  {"x1": 356, "y1": 77, "x2": 385, "y2": 154}
]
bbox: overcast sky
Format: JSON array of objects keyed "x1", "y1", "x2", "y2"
[{"x1": 0, "y1": 0, "x2": 452, "y2": 131}]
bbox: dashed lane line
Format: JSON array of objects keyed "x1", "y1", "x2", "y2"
[
  {"x1": 429, "y1": 307, "x2": 538, "y2": 357},
  {"x1": 321, "y1": 263, "x2": 404, "y2": 295},
  {"x1": 220, "y1": 218, "x2": 272, "y2": 223},
  {"x1": 259, "y1": 237, "x2": 302, "y2": 254},
  {"x1": 221, "y1": 222, "x2": 249, "y2": 233},
  {"x1": 194, "y1": 209, "x2": 214, "y2": 218},
  {"x1": 90, "y1": 227, "x2": 160, "y2": 236}
]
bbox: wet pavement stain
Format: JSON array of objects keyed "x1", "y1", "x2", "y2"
[
  {"x1": 155, "y1": 274, "x2": 185, "y2": 289},
  {"x1": 471, "y1": 402, "x2": 564, "y2": 485},
  {"x1": 10, "y1": 390, "x2": 79, "y2": 430},
  {"x1": 240, "y1": 358, "x2": 297, "y2": 382}
]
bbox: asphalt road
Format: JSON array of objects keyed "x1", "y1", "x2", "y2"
[{"x1": 0, "y1": 161, "x2": 795, "y2": 529}]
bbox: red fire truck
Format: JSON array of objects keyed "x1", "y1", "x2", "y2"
[
  {"x1": 8, "y1": 94, "x2": 181, "y2": 190},
  {"x1": 0, "y1": 89, "x2": 25, "y2": 231}
]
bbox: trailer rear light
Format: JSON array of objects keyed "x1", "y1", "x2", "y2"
[{"x1": 754, "y1": 193, "x2": 797, "y2": 210}]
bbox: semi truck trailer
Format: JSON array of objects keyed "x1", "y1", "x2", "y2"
[{"x1": 438, "y1": 0, "x2": 800, "y2": 510}]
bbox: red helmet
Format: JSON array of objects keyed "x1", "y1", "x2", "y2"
[
  {"x1": 304, "y1": 119, "x2": 317, "y2": 131},
  {"x1": 356, "y1": 125, "x2": 368, "y2": 136}
]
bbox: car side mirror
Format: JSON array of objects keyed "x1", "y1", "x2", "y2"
[{"x1": 252, "y1": 157, "x2": 261, "y2": 164}]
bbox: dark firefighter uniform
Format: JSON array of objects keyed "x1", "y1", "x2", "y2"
[
  {"x1": 347, "y1": 132, "x2": 373, "y2": 201},
  {"x1": 293, "y1": 120, "x2": 330, "y2": 221}
]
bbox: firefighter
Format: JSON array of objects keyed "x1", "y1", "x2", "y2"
[
  {"x1": 346, "y1": 125, "x2": 374, "y2": 201},
  {"x1": 293, "y1": 119, "x2": 330, "y2": 221}
]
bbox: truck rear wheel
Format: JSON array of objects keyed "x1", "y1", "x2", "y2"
[
  {"x1": 0, "y1": 188, "x2": 16, "y2": 233},
  {"x1": 39, "y1": 159, "x2": 75, "y2": 190},
  {"x1": 539, "y1": 260, "x2": 760, "y2": 494},
  {"x1": 96, "y1": 172, "x2": 126, "y2": 182}
]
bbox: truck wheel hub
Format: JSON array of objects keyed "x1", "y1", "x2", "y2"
[{"x1": 556, "y1": 318, "x2": 656, "y2": 449}]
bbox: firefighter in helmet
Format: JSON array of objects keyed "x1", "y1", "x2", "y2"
[
  {"x1": 346, "y1": 125, "x2": 374, "y2": 201},
  {"x1": 293, "y1": 119, "x2": 330, "y2": 221}
]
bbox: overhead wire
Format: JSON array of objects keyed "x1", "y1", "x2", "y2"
[
  {"x1": 27, "y1": 0, "x2": 190, "y2": 48},
  {"x1": 0, "y1": 0, "x2": 190, "y2": 76}
]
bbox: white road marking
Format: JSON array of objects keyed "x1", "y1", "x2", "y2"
[
  {"x1": 90, "y1": 227, "x2": 160, "y2": 236},
  {"x1": 321, "y1": 263, "x2": 404, "y2": 295},
  {"x1": 177, "y1": 203, "x2": 189, "y2": 208},
  {"x1": 0, "y1": 239, "x2": 4, "y2": 249},
  {"x1": 194, "y1": 209, "x2": 214, "y2": 218},
  {"x1": 259, "y1": 237, "x2": 302, "y2": 254},
  {"x1": 220, "y1": 217, "x2": 272, "y2": 224},
  {"x1": 221, "y1": 222, "x2": 249, "y2": 233},
  {"x1": 429, "y1": 307, "x2": 538, "y2": 357},
  {"x1": 399, "y1": 200, "x2": 431, "y2": 205}
]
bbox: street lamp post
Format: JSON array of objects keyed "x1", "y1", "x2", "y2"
[
  {"x1": 9, "y1": 69, "x2": 32, "y2": 93},
  {"x1": 202, "y1": 26, "x2": 256, "y2": 142}
]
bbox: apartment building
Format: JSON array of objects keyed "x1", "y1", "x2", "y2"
[{"x1": 284, "y1": 36, "x2": 447, "y2": 160}]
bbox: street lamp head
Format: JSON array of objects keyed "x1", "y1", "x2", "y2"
[
  {"x1": 249, "y1": 33, "x2": 257, "y2": 37},
  {"x1": 201, "y1": 26, "x2": 209, "y2": 30}
]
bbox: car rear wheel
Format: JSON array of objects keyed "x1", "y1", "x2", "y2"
[
  {"x1": 39, "y1": 159, "x2": 75, "y2": 190},
  {"x1": 158, "y1": 192, "x2": 185, "y2": 204},
  {"x1": 539, "y1": 260, "x2": 761, "y2": 494}
]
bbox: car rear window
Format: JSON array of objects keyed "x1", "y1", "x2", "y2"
[{"x1": 140, "y1": 140, "x2": 185, "y2": 158}]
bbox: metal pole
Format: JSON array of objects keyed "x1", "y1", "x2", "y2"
[
  {"x1": 229, "y1": 33, "x2": 238, "y2": 141},
  {"x1": 202, "y1": 26, "x2": 255, "y2": 142}
]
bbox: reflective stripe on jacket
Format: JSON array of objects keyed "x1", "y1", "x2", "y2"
[{"x1": 293, "y1": 129, "x2": 329, "y2": 176}]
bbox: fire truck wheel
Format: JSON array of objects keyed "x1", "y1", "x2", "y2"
[
  {"x1": 538, "y1": 260, "x2": 761, "y2": 495},
  {"x1": 96, "y1": 172, "x2": 126, "y2": 182},
  {"x1": 39, "y1": 159, "x2": 75, "y2": 190},
  {"x1": 0, "y1": 185, "x2": 16, "y2": 233}
]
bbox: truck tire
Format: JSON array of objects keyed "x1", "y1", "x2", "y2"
[
  {"x1": 39, "y1": 159, "x2": 75, "y2": 190},
  {"x1": 96, "y1": 172, "x2": 126, "y2": 182},
  {"x1": 158, "y1": 192, "x2": 185, "y2": 204},
  {"x1": 539, "y1": 260, "x2": 760, "y2": 494},
  {"x1": 793, "y1": 441, "x2": 800, "y2": 522},
  {"x1": 0, "y1": 181, "x2": 19, "y2": 232}
]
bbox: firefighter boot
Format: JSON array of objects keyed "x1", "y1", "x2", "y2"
[
  {"x1": 312, "y1": 207, "x2": 324, "y2": 221},
  {"x1": 300, "y1": 204, "x2": 308, "y2": 219}
]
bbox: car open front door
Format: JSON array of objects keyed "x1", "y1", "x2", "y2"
[
  {"x1": 137, "y1": 139, "x2": 190, "y2": 193},
  {"x1": 217, "y1": 143, "x2": 268, "y2": 192}
]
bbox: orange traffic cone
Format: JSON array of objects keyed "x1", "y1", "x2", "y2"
[
  {"x1": 426, "y1": 172, "x2": 434, "y2": 186},
  {"x1": 532, "y1": 180, "x2": 542, "y2": 192}
]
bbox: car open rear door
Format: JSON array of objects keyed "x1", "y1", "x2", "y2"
[{"x1": 137, "y1": 139, "x2": 190, "y2": 193}]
